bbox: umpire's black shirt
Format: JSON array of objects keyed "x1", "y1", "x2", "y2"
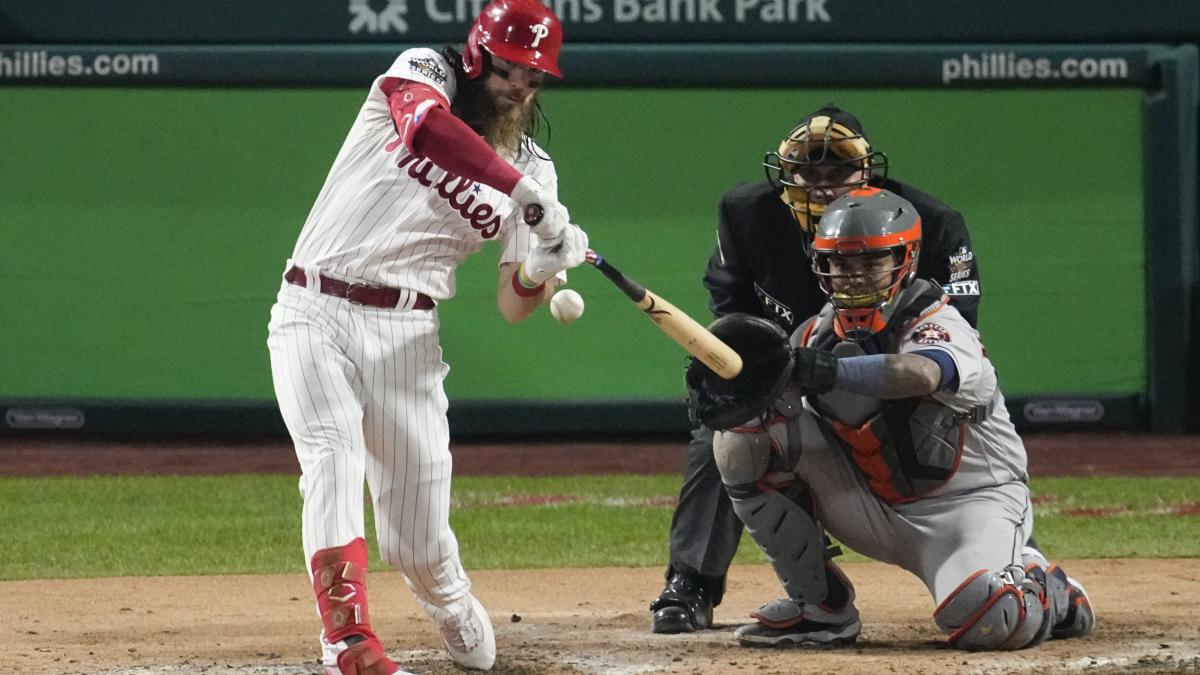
[{"x1": 704, "y1": 177, "x2": 981, "y2": 332}]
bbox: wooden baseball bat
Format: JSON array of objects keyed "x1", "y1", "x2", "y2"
[
  {"x1": 586, "y1": 250, "x2": 744, "y2": 380},
  {"x1": 520, "y1": 207, "x2": 742, "y2": 379}
]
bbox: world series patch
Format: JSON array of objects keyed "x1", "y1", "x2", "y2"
[
  {"x1": 911, "y1": 322, "x2": 951, "y2": 345},
  {"x1": 408, "y1": 56, "x2": 448, "y2": 85}
]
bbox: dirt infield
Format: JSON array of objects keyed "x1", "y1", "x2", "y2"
[
  {"x1": 5, "y1": 561, "x2": 1200, "y2": 674},
  {"x1": 2, "y1": 433, "x2": 1199, "y2": 673}
]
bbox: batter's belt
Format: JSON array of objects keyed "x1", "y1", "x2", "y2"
[{"x1": 285, "y1": 266, "x2": 435, "y2": 310}]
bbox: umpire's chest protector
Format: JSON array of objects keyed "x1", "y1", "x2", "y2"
[{"x1": 796, "y1": 285, "x2": 967, "y2": 505}]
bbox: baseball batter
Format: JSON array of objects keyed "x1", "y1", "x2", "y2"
[
  {"x1": 266, "y1": 1, "x2": 585, "y2": 673},
  {"x1": 703, "y1": 189, "x2": 1095, "y2": 650}
]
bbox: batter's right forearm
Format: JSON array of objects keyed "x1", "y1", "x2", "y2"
[{"x1": 408, "y1": 106, "x2": 523, "y2": 194}]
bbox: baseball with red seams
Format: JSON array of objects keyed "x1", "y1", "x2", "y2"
[{"x1": 550, "y1": 289, "x2": 585, "y2": 323}]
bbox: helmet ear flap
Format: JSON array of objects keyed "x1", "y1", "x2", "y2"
[{"x1": 463, "y1": 25, "x2": 484, "y2": 79}]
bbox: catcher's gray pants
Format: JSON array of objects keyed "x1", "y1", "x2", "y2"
[
  {"x1": 665, "y1": 425, "x2": 745, "y2": 602},
  {"x1": 664, "y1": 424, "x2": 1040, "y2": 607}
]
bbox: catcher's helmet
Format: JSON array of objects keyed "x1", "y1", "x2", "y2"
[
  {"x1": 811, "y1": 187, "x2": 921, "y2": 339},
  {"x1": 463, "y1": 0, "x2": 563, "y2": 79},
  {"x1": 763, "y1": 105, "x2": 888, "y2": 238}
]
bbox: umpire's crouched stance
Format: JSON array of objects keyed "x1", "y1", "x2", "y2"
[{"x1": 689, "y1": 189, "x2": 1095, "y2": 650}]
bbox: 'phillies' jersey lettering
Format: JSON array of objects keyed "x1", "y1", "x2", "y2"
[{"x1": 396, "y1": 151, "x2": 502, "y2": 237}]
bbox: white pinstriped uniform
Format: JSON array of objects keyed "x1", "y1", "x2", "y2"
[{"x1": 267, "y1": 48, "x2": 554, "y2": 663}]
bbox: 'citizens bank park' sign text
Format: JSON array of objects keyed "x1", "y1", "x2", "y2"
[
  {"x1": 0, "y1": 0, "x2": 1193, "y2": 43},
  {"x1": 348, "y1": 0, "x2": 831, "y2": 35}
]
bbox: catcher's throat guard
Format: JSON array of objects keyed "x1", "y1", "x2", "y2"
[{"x1": 686, "y1": 314, "x2": 795, "y2": 430}]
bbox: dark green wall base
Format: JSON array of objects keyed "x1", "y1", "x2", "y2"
[{"x1": 0, "y1": 395, "x2": 1147, "y2": 441}]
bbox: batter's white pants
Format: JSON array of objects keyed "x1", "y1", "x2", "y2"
[
  {"x1": 786, "y1": 408, "x2": 1034, "y2": 606},
  {"x1": 267, "y1": 281, "x2": 473, "y2": 622}
]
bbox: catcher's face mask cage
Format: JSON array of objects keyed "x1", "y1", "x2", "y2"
[
  {"x1": 463, "y1": 0, "x2": 563, "y2": 79},
  {"x1": 811, "y1": 187, "x2": 921, "y2": 339},
  {"x1": 764, "y1": 113, "x2": 889, "y2": 236}
]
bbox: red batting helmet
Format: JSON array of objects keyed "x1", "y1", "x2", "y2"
[{"x1": 463, "y1": 0, "x2": 564, "y2": 79}]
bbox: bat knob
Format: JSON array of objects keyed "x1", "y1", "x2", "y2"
[{"x1": 523, "y1": 203, "x2": 545, "y2": 226}]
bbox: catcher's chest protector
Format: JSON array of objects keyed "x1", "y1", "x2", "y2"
[{"x1": 801, "y1": 282, "x2": 968, "y2": 504}]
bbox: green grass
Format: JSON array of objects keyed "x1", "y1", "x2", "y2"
[{"x1": 0, "y1": 475, "x2": 1196, "y2": 581}]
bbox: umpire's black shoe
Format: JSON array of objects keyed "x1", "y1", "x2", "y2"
[{"x1": 650, "y1": 573, "x2": 714, "y2": 633}]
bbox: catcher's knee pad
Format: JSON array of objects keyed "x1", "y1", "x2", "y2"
[
  {"x1": 713, "y1": 428, "x2": 773, "y2": 486},
  {"x1": 934, "y1": 567, "x2": 1052, "y2": 651},
  {"x1": 727, "y1": 481, "x2": 830, "y2": 604}
]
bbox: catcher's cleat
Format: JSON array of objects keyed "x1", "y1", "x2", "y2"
[
  {"x1": 437, "y1": 594, "x2": 496, "y2": 670},
  {"x1": 734, "y1": 598, "x2": 861, "y2": 648},
  {"x1": 650, "y1": 573, "x2": 714, "y2": 634},
  {"x1": 1047, "y1": 566, "x2": 1096, "y2": 639}
]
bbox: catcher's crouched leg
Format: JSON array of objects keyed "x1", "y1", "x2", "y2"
[
  {"x1": 934, "y1": 564, "x2": 1060, "y2": 651},
  {"x1": 713, "y1": 429, "x2": 860, "y2": 648}
]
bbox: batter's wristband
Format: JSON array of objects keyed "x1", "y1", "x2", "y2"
[{"x1": 512, "y1": 264, "x2": 545, "y2": 297}]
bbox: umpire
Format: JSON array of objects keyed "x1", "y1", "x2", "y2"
[{"x1": 650, "y1": 104, "x2": 984, "y2": 633}]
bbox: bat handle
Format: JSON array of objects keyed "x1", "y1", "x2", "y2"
[{"x1": 522, "y1": 204, "x2": 545, "y2": 227}]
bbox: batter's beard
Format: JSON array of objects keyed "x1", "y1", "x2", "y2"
[
  {"x1": 452, "y1": 75, "x2": 536, "y2": 158},
  {"x1": 481, "y1": 98, "x2": 533, "y2": 158}
]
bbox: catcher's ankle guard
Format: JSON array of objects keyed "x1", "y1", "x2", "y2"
[{"x1": 312, "y1": 538, "x2": 378, "y2": 644}]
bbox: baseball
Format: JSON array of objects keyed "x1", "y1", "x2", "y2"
[{"x1": 550, "y1": 289, "x2": 585, "y2": 323}]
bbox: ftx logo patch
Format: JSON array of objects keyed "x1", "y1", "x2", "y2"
[{"x1": 943, "y1": 280, "x2": 980, "y2": 296}]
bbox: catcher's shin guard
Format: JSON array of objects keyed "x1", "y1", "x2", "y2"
[
  {"x1": 933, "y1": 565, "x2": 1053, "y2": 651},
  {"x1": 725, "y1": 479, "x2": 831, "y2": 604},
  {"x1": 1046, "y1": 565, "x2": 1096, "y2": 639},
  {"x1": 1024, "y1": 548, "x2": 1095, "y2": 639}
]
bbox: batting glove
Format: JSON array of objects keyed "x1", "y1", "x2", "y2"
[{"x1": 522, "y1": 224, "x2": 589, "y2": 285}]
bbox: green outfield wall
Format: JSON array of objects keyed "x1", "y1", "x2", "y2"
[
  {"x1": 0, "y1": 43, "x2": 1194, "y2": 434},
  {"x1": 0, "y1": 87, "x2": 1144, "y2": 394}
]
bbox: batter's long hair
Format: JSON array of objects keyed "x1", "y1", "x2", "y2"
[{"x1": 442, "y1": 46, "x2": 551, "y2": 162}]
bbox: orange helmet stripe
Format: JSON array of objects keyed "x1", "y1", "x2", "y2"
[{"x1": 812, "y1": 217, "x2": 921, "y2": 252}]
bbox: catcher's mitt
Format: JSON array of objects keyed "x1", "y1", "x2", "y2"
[{"x1": 685, "y1": 313, "x2": 795, "y2": 430}]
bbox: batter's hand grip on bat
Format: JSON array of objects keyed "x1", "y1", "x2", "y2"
[{"x1": 586, "y1": 249, "x2": 744, "y2": 380}]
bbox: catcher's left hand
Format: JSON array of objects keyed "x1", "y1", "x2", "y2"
[{"x1": 685, "y1": 314, "x2": 796, "y2": 430}]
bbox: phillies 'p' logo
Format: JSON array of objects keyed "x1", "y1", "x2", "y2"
[{"x1": 530, "y1": 23, "x2": 550, "y2": 48}]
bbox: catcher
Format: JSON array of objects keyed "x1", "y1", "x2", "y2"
[{"x1": 688, "y1": 188, "x2": 1095, "y2": 650}]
